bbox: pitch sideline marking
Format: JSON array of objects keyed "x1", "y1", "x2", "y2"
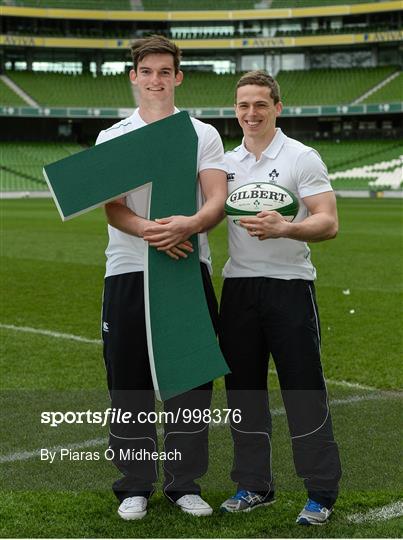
[
  {"x1": 267, "y1": 368, "x2": 377, "y2": 392},
  {"x1": 0, "y1": 392, "x2": 397, "y2": 464},
  {"x1": 1, "y1": 323, "x2": 380, "y2": 392},
  {"x1": 323, "y1": 379, "x2": 377, "y2": 391},
  {"x1": 0, "y1": 323, "x2": 102, "y2": 345},
  {"x1": 347, "y1": 501, "x2": 403, "y2": 523}
]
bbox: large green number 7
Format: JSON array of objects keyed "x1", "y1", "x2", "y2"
[{"x1": 44, "y1": 111, "x2": 229, "y2": 400}]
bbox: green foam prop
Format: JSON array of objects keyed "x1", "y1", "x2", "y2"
[{"x1": 43, "y1": 111, "x2": 229, "y2": 400}]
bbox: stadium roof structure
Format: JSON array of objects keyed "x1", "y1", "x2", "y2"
[
  {"x1": 0, "y1": 0, "x2": 401, "y2": 51},
  {"x1": 0, "y1": 0, "x2": 399, "y2": 12},
  {"x1": 1, "y1": 0, "x2": 401, "y2": 118},
  {"x1": 1, "y1": 1, "x2": 401, "y2": 19},
  {"x1": 1, "y1": 1, "x2": 401, "y2": 51}
]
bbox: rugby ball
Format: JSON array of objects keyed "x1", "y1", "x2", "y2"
[{"x1": 225, "y1": 182, "x2": 299, "y2": 225}]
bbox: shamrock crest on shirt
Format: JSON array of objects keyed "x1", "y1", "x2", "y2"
[{"x1": 268, "y1": 169, "x2": 279, "y2": 183}]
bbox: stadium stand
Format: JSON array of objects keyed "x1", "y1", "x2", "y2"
[
  {"x1": 277, "y1": 67, "x2": 398, "y2": 106},
  {"x1": 175, "y1": 72, "x2": 241, "y2": 108},
  {"x1": 223, "y1": 139, "x2": 402, "y2": 170},
  {"x1": 2, "y1": 140, "x2": 401, "y2": 192},
  {"x1": 329, "y1": 157, "x2": 403, "y2": 190},
  {"x1": 306, "y1": 140, "x2": 402, "y2": 191},
  {"x1": 362, "y1": 72, "x2": 403, "y2": 104},
  {"x1": 0, "y1": 1, "x2": 401, "y2": 194},
  {"x1": 3, "y1": 67, "x2": 400, "y2": 108},
  {"x1": 308, "y1": 139, "x2": 402, "y2": 173},
  {"x1": 0, "y1": 142, "x2": 84, "y2": 191},
  {"x1": 5, "y1": 72, "x2": 134, "y2": 108},
  {"x1": 0, "y1": 79, "x2": 26, "y2": 106},
  {"x1": 224, "y1": 138, "x2": 402, "y2": 190}
]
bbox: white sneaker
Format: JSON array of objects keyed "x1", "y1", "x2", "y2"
[
  {"x1": 175, "y1": 494, "x2": 213, "y2": 516},
  {"x1": 118, "y1": 496, "x2": 147, "y2": 520}
]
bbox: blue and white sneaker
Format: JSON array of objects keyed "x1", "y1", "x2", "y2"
[
  {"x1": 221, "y1": 489, "x2": 275, "y2": 513},
  {"x1": 296, "y1": 499, "x2": 333, "y2": 525}
]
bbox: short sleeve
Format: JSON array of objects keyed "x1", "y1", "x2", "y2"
[
  {"x1": 198, "y1": 124, "x2": 227, "y2": 173},
  {"x1": 295, "y1": 149, "x2": 333, "y2": 199},
  {"x1": 95, "y1": 129, "x2": 109, "y2": 146}
]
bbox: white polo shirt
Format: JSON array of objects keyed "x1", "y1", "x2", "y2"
[
  {"x1": 223, "y1": 128, "x2": 333, "y2": 281},
  {"x1": 96, "y1": 108, "x2": 226, "y2": 278}
]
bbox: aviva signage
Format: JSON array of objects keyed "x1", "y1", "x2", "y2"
[{"x1": 1, "y1": 31, "x2": 402, "y2": 50}]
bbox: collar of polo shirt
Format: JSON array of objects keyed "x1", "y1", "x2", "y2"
[{"x1": 239, "y1": 128, "x2": 286, "y2": 161}]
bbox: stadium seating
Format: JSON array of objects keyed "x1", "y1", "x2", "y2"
[
  {"x1": 6, "y1": 72, "x2": 135, "y2": 108},
  {"x1": 0, "y1": 142, "x2": 83, "y2": 191},
  {"x1": 176, "y1": 69, "x2": 393, "y2": 108},
  {"x1": 224, "y1": 139, "x2": 402, "y2": 172},
  {"x1": 2, "y1": 140, "x2": 401, "y2": 192},
  {"x1": 307, "y1": 139, "x2": 402, "y2": 173},
  {"x1": 303, "y1": 140, "x2": 402, "y2": 190},
  {"x1": 3, "y1": 68, "x2": 399, "y2": 109},
  {"x1": 0, "y1": 79, "x2": 27, "y2": 106},
  {"x1": 276, "y1": 67, "x2": 397, "y2": 106},
  {"x1": 225, "y1": 139, "x2": 403, "y2": 190},
  {"x1": 175, "y1": 72, "x2": 241, "y2": 108},
  {"x1": 2, "y1": 67, "x2": 400, "y2": 108},
  {"x1": 362, "y1": 72, "x2": 403, "y2": 104}
]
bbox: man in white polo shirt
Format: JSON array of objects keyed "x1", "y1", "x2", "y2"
[
  {"x1": 219, "y1": 70, "x2": 342, "y2": 525},
  {"x1": 96, "y1": 36, "x2": 227, "y2": 520}
]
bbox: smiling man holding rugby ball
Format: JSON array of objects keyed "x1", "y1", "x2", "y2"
[{"x1": 219, "y1": 70, "x2": 342, "y2": 525}]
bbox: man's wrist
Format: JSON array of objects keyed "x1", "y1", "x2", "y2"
[
  {"x1": 281, "y1": 220, "x2": 295, "y2": 239},
  {"x1": 133, "y1": 216, "x2": 149, "y2": 238},
  {"x1": 189, "y1": 214, "x2": 203, "y2": 235}
]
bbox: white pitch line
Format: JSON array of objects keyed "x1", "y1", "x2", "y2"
[
  {"x1": 1, "y1": 323, "x2": 386, "y2": 392},
  {"x1": 268, "y1": 368, "x2": 377, "y2": 392},
  {"x1": 0, "y1": 392, "x2": 398, "y2": 465},
  {"x1": 0, "y1": 323, "x2": 102, "y2": 345},
  {"x1": 324, "y1": 379, "x2": 377, "y2": 391},
  {"x1": 347, "y1": 501, "x2": 403, "y2": 523},
  {"x1": 329, "y1": 393, "x2": 394, "y2": 405}
]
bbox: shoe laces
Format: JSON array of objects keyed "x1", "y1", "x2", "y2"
[
  {"x1": 121, "y1": 496, "x2": 145, "y2": 509},
  {"x1": 180, "y1": 494, "x2": 204, "y2": 507},
  {"x1": 233, "y1": 489, "x2": 253, "y2": 501},
  {"x1": 305, "y1": 499, "x2": 324, "y2": 512}
]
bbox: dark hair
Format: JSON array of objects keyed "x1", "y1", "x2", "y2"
[
  {"x1": 130, "y1": 35, "x2": 181, "y2": 74},
  {"x1": 235, "y1": 70, "x2": 281, "y2": 104}
]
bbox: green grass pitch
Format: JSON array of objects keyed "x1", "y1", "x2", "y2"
[{"x1": 0, "y1": 198, "x2": 402, "y2": 537}]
